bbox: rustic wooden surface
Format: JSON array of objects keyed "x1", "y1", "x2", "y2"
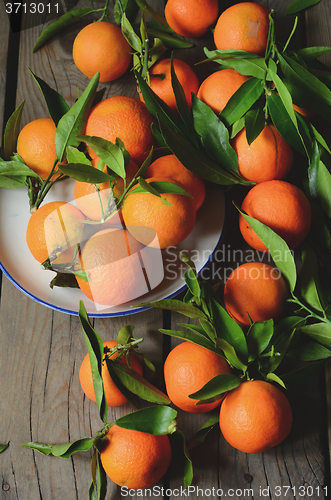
[{"x1": 0, "y1": 0, "x2": 330, "y2": 499}]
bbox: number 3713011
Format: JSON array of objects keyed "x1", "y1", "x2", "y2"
[{"x1": 5, "y1": 2, "x2": 59, "y2": 14}]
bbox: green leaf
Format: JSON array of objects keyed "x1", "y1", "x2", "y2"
[
  {"x1": 215, "y1": 338, "x2": 247, "y2": 371},
  {"x1": 111, "y1": 362, "x2": 171, "y2": 405},
  {"x1": 286, "y1": 0, "x2": 321, "y2": 15},
  {"x1": 114, "y1": 0, "x2": 139, "y2": 25},
  {"x1": 244, "y1": 99, "x2": 265, "y2": 145},
  {"x1": 78, "y1": 301, "x2": 108, "y2": 423},
  {"x1": 187, "y1": 410, "x2": 219, "y2": 449},
  {"x1": 0, "y1": 442, "x2": 9, "y2": 453},
  {"x1": 169, "y1": 430, "x2": 193, "y2": 489},
  {"x1": 135, "y1": 0, "x2": 170, "y2": 28},
  {"x1": 268, "y1": 64, "x2": 298, "y2": 128},
  {"x1": 0, "y1": 160, "x2": 40, "y2": 187},
  {"x1": 135, "y1": 71, "x2": 190, "y2": 141},
  {"x1": 192, "y1": 96, "x2": 239, "y2": 174},
  {"x1": 59, "y1": 163, "x2": 115, "y2": 183},
  {"x1": 22, "y1": 438, "x2": 94, "y2": 458},
  {"x1": 77, "y1": 135, "x2": 126, "y2": 179},
  {"x1": 266, "y1": 372, "x2": 286, "y2": 388},
  {"x1": 184, "y1": 268, "x2": 201, "y2": 301},
  {"x1": 115, "y1": 406, "x2": 177, "y2": 435},
  {"x1": 296, "y1": 323, "x2": 331, "y2": 349},
  {"x1": 33, "y1": 9, "x2": 100, "y2": 52},
  {"x1": 136, "y1": 299, "x2": 207, "y2": 319},
  {"x1": 314, "y1": 159, "x2": 331, "y2": 218},
  {"x1": 300, "y1": 242, "x2": 327, "y2": 312},
  {"x1": 121, "y1": 13, "x2": 142, "y2": 53},
  {"x1": 116, "y1": 325, "x2": 135, "y2": 346},
  {"x1": 210, "y1": 298, "x2": 248, "y2": 366},
  {"x1": 146, "y1": 24, "x2": 193, "y2": 49},
  {"x1": 55, "y1": 73, "x2": 100, "y2": 163},
  {"x1": 96, "y1": 452, "x2": 107, "y2": 500},
  {"x1": 66, "y1": 146, "x2": 92, "y2": 166},
  {"x1": 266, "y1": 92, "x2": 307, "y2": 155},
  {"x1": 169, "y1": 430, "x2": 193, "y2": 488},
  {"x1": 158, "y1": 119, "x2": 244, "y2": 186},
  {"x1": 132, "y1": 179, "x2": 191, "y2": 197},
  {"x1": 287, "y1": 337, "x2": 331, "y2": 361},
  {"x1": 189, "y1": 373, "x2": 241, "y2": 404},
  {"x1": 159, "y1": 330, "x2": 221, "y2": 354},
  {"x1": 236, "y1": 205, "x2": 297, "y2": 293},
  {"x1": 247, "y1": 320, "x2": 274, "y2": 362},
  {"x1": 221, "y1": 78, "x2": 264, "y2": 127},
  {"x1": 278, "y1": 52, "x2": 331, "y2": 122},
  {"x1": 29, "y1": 70, "x2": 70, "y2": 125},
  {"x1": 3, "y1": 100, "x2": 25, "y2": 160}
]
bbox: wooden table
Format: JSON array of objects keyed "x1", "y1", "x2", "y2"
[{"x1": 0, "y1": 0, "x2": 330, "y2": 498}]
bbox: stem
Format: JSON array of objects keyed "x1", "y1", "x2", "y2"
[
  {"x1": 97, "y1": 0, "x2": 110, "y2": 22},
  {"x1": 288, "y1": 296, "x2": 331, "y2": 326},
  {"x1": 105, "y1": 338, "x2": 144, "y2": 358}
]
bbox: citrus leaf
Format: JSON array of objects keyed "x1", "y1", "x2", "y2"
[
  {"x1": 187, "y1": 410, "x2": 219, "y2": 450},
  {"x1": 29, "y1": 70, "x2": 70, "y2": 125},
  {"x1": 114, "y1": 0, "x2": 139, "y2": 25},
  {"x1": 96, "y1": 452, "x2": 107, "y2": 500},
  {"x1": 247, "y1": 319, "x2": 274, "y2": 362},
  {"x1": 169, "y1": 430, "x2": 193, "y2": 488},
  {"x1": 278, "y1": 52, "x2": 331, "y2": 122},
  {"x1": 136, "y1": 299, "x2": 207, "y2": 319},
  {"x1": 286, "y1": 0, "x2": 321, "y2": 15},
  {"x1": 55, "y1": 73, "x2": 99, "y2": 163},
  {"x1": 300, "y1": 242, "x2": 327, "y2": 312},
  {"x1": 313, "y1": 159, "x2": 331, "y2": 218},
  {"x1": 159, "y1": 329, "x2": 222, "y2": 353},
  {"x1": 22, "y1": 438, "x2": 94, "y2": 458},
  {"x1": 244, "y1": 99, "x2": 265, "y2": 145},
  {"x1": 3, "y1": 100, "x2": 25, "y2": 160},
  {"x1": 236, "y1": 205, "x2": 297, "y2": 293},
  {"x1": 192, "y1": 96, "x2": 239, "y2": 174},
  {"x1": 116, "y1": 325, "x2": 135, "y2": 346},
  {"x1": 221, "y1": 77, "x2": 264, "y2": 127},
  {"x1": 189, "y1": 373, "x2": 241, "y2": 403},
  {"x1": 66, "y1": 146, "x2": 92, "y2": 166},
  {"x1": 287, "y1": 337, "x2": 331, "y2": 361},
  {"x1": 0, "y1": 442, "x2": 9, "y2": 453},
  {"x1": 78, "y1": 301, "x2": 108, "y2": 423},
  {"x1": 204, "y1": 47, "x2": 261, "y2": 62},
  {"x1": 268, "y1": 64, "x2": 298, "y2": 128},
  {"x1": 266, "y1": 92, "x2": 307, "y2": 155},
  {"x1": 184, "y1": 267, "x2": 201, "y2": 301},
  {"x1": 215, "y1": 338, "x2": 247, "y2": 371},
  {"x1": 115, "y1": 406, "x2": 177, "y2": 435},
  {"x1": 132, "y1": 179, "x2": 191, "y2": 196},
  {"x1": 121, "y1": 12, "x2": 142, "y2": 53},
  {"x1": 59, "y1": 163, "x2": 115, "y2": 183},
  {"x1": 158, "y1": 118, "x2": 244, "y2": 186},
  {"x1": 111, "y1": 362, "x2": 171, "y2": 405},
  {"x1": 177, "y1": 322, "x2": 212, "y2": 341},
  {"x1": 266, "y1": 372, "x2": 286, "y2": 389},
  {"x1": 33, "y1": 8, "x2": 99, "y2": 52},
  {"x1": 146, "y1": 24, "x2": 193, "y2": 49},
  {"x1": 210, "y1": 297, "x2": 248, "y2": 366},
  {"x1": 135, "y1": 0, "x2": 169, "y2": 28},
  {"x1": 76, "y1": 135, "x2": 126, "y2": 179},
  {"x1": 105, "y1": 360, "x2": 142, "y2": 409},
  {"x1": 296, "y1": 323, "x2": 331, "y2": 349},
  {"x1": 135, "y1": 71, "x2": 191, "y2": 141}
]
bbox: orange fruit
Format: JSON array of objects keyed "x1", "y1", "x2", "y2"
[
  {"x1": 223, "y1": 262, "x2": 289, "y2": 326},
  {"x1": 122, "y1": 176, "x2": 197, "y2": 249},
  {"x1": 140, "y1": 58, "x2": 199, "y2": 111},
  {"x1": 239, "y1": 180, "x2": 312, "y2": 252},
  {"x1": 17, "y1": 118, "x2": 58, "y2": 180},
  {"x1": 197, "y1": 69, "x2": 249, "y2": 115},
  {"x1": 73, "y1": 159, "x2": 138, "y2": 224},
  {"x1": 164, "y1": 341, "x2": 232, "y2": 413},
  {"x1": 26, "y1": 201, "x2": 86, "y2": 264},
  {"x1": 145, "y1": 154, "x2": 206, "y2": 210},
  {"x1": 76, "y1": 227, "x2": 150, "y2": 306},
  {"x1": 231, "y1": 124, "x2": 294, "y2": 183},
  {"x1": 214, "y1": 2, "x2": 271, "y2": 56},
  {"x1": 79, "y1": 340, "x2": 143, "y2": 407},
  {"x1": 100, "y1": 424, "x2": 172, "y2": 489},
  {"x1": 219, "y1": 380, "x2": 293, "y2": 453},
  {"x1": 165, "y1": 0, "x2": 219, "y2": 38},
  {"x1": 85, "y1": 96, "x2": 156, "y2": 165},
  {"x1": 72, "y1": 22, "x2": 131, "y2": 82}
]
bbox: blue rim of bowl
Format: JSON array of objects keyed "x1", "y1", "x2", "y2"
[{"x1": 0, "y1": 192, "x2": 227, "y2": 318}]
